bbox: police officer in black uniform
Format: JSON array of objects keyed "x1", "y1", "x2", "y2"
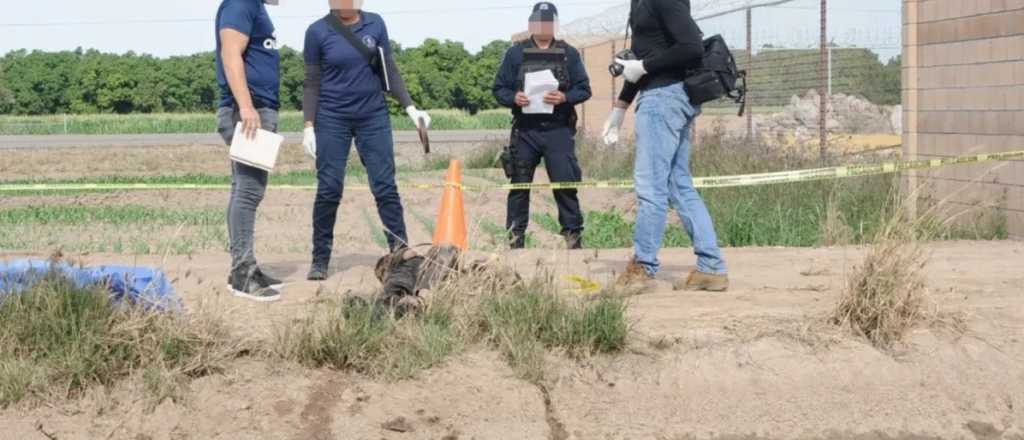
[{"x1": 493, "y1": 2, "x2": 592, "y2": 249}]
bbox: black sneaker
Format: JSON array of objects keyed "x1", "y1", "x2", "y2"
[
  {"x1": 226, "y1": 267, "x2": 283, "y2": 289},
  {"x1": 307, "y1": 263, "x2": 329, "y2": 281},
  {"x1": 229, "y1": 266, "x2": 281, "y2": 303},
  {"x1": 253, "y1": 268, "x2": 284, "y2": 289}
]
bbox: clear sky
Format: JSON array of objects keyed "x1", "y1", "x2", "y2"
[
  {"x1": 4, "y1": 0, "x2": 623, "y2": 56},
  {"x1": 3, "y1": 0, "x2": 900, "y2": 57}
]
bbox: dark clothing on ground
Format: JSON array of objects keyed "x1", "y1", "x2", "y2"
[{"x1": 618, "y1": 0, "x2": 704, "y2": 104}]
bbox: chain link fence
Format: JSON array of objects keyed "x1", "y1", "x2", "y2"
[{"x1": 574, "y1": 0, "x2": 902, "y2": 161}]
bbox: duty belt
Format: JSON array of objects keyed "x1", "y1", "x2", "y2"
[{"x1": 515, "y1": 117, "x2": 570, "y2": 130}]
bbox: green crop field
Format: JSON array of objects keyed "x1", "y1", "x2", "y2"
[{"x1": 0, "y1": 109, "x2": 513, "y2": 136}]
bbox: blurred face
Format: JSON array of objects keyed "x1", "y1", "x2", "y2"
[
  {"x1": 263, "y1": 0, "x2": 279, "y2": 4},
  {"x1": 329, "y1": 0, "x2": 364, "y2": 15},
  {"x1": 529, "y1": 20, "x2": 558, "y2": 40}
]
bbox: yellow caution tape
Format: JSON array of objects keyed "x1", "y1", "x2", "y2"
[{"x1": 2, "y1": 150, "x2": 1021, "y2": 193}]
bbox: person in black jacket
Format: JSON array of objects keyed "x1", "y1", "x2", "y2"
[
  {"x1": 602, "y1": 0, "x2": 729, "y2": 291},
  {"x1": 493, "y1": 2, "x2": 592, "y2": 249}
]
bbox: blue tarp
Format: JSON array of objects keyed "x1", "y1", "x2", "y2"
[{"x1": 0, "y1": 260, "x2": 180, "y2": 311}]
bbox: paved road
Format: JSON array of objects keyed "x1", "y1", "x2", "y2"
[{"x1": 0, "y1": 130, "x2": 507, "y2": 149}]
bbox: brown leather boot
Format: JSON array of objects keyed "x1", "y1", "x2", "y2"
[
  {"x1": 615, "y1": 258, "x2": 656, "y2": 290},
  {"x1": 674, "y1": 270, "x2": 729, "y2": 292}
]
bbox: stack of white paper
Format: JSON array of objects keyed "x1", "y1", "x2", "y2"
[
  {"x1": 523, "y1": 69, "x2": 560, "y2": 115},
  {"x1": 229, "y1": 123, "x2": 284, "y2": 172}
]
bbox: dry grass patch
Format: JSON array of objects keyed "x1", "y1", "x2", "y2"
[
  {"x1": 831, "y1": 198, "x2": 929, "y2": 350},
  {"x1": 273, "y1": 260, "x2": 630, "y2": 382},
  {"x1": 272, "y1": 292, "x2": 461, "y2": 380},
  {"x1": 0, "y1": 273, "x2": 241, "y2": 408}
]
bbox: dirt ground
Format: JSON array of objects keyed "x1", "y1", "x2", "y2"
[
  {"x1": 1, "y1": 241, "x2": 1023, "y2": 440},
  {"x1": 1, "y1": 142, "x2": 1023, "y2": 439}
]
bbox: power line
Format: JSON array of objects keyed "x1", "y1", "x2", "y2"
[{"x1": 1, "y1": 1, "x2": 623, "y2": 28}]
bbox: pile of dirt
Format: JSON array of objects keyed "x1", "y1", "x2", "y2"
[{"x1": 758, "y1": 90, "x2": 901, "y2": 142}]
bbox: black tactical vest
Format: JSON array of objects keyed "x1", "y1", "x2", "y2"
[
  {"x1": 513, "y1": 39, "x2": 575, "y2": 127},
  {"x1": 516, "y1": 40, "x2": 571, "y2": 92}
]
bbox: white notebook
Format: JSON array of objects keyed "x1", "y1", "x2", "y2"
[{"x1": 229, "y1": 123, "x2": 284, "y2": 172}]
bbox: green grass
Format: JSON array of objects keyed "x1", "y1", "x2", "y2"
[
  {"x1": 479, "y1": 218, "x2": 537, "y2": 250},
  {"x1": 478, "y1": 277, "x2": 628, "y2": 382},
  {"x1": 530, "y1": 175, "x2": 1001, "y2": 250},
  {"x1": 0, "y1": 205, "x2": 227, "y2": 255},
  {"x1": 0, "y1": 274, "x2": 235, "y2": 407},
  {"x1": 273, "y1": 296, "x2": 460, "y2": 380},
  {"x1": 534, "y1": 210, "x2": 691, "y2": 250},
  {"x1": 0, "y1": 166, "x2": 365, "y2": 187},
  {"x1": 421, "y1": 154, "x2": 456, "y2": 172},
  {"x1": 409, "y1": 207, "x2": 437, "y2": 235},
  {"x1": 0, "y1": 109, "x2": 513, "y2": 135},
  {"x1": 0, "y1": 165, "x2": 374, "y2": 198},
  {"x1": 274, "y1": 268, "x2": 629, "y2": 382},
  {"x1": 464, "y1": 141, "x2": 505, "y2": 170},
  {"x1": 0, "y1": 205, "x2": 222, "y2": 226},
  {"x1": 361, "y1": 208, "x2": 390, "y2": 249},
  {"x1": 562, "y1": 132, "x2": 1008, "y2": 248},
  {"x1": 532, "y1": 212, "x2": 562, "y2": 235}
]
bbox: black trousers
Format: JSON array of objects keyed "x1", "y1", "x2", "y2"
[{"x1": 506, "y1": 126, "x2": 584, "y2": 247}]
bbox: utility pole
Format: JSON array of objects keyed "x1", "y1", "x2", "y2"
[
  {"x1": 746, "y1": 7, "x2": 753, "y2": 140},
  {"x1": 819, "y1": 0, "x2": 828, "y2": 165}
]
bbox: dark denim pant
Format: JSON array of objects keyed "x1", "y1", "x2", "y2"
[
  {"x1": 216, "y1": 106, "x2": 279, "y2": 273},
  {"x1": 506, "y1": 126, "x2": 584, "y2": 247},
  {"x1": 312, "y1": 110, "x2": 407, "y2": 264}
]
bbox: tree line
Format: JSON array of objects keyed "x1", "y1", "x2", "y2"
[
  {"x1": 0, "y1": 39, "x2": 512, "y2": 116},
  {"x1": 0, "y1": 41, "x2": 900, "y2": 116}
]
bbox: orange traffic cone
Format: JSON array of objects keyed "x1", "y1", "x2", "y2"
[{"x1": 433, "y1": 160, "x2": 468, "y2": 251}]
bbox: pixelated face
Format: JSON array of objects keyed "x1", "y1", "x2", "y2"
[
  {"x1": 329, "y1": 0, "x2": 364, "y2": 11},
  {"x1": 529, "y1": 19, "x2": 559, "y2": 39}
]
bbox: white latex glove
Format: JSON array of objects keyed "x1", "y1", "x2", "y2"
[
  {"x1": 406, "y1": 106, "x2": 431, "y2": 130},
  {"x1": 602, "y1": 107, "x2": 627, "y2": 146},
  {"x1": 615, "y1": 58, "x2": 648, "y2": 83},
  {"x1": 302, "y1": 127, "x2": 317, "y2": 160}
]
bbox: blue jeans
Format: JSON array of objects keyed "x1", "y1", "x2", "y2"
[
  {"x1": 633, "y1": 83, "x2": 726, "y2": 275},
  {"x1": 312, "y1": 109, "x2": 407, "y2": 264}
]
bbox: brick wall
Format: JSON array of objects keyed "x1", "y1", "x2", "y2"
[{"x1": 904, "y1": 0, "x2": 1024, "y2": 238}]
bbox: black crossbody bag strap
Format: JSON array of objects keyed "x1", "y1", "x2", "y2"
[
  {"x1": 325, "y1": 13, "x2": 375, "y2": 64},
  {"x1": 324, "y1": 13, "x2": 390, "y2": 91}
]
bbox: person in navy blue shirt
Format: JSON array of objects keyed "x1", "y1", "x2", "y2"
[
  {"x1": 214, "y1": 0, "x2": 283, "y2": 302},
  {"x1": 302, "y1": 0, "x2": 431, "y2": 281},
  {"x1": 493, "y1": 2, "x2": 592, "y2": 249}
]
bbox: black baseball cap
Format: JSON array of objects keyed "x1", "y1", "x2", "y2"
[{"x1": 530, "y1": 2, "x2": 558, "y2": 22}]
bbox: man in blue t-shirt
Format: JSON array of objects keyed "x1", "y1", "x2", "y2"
[{"x1": 215, "y1": 0, "x2": 283, "y2": 302}]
